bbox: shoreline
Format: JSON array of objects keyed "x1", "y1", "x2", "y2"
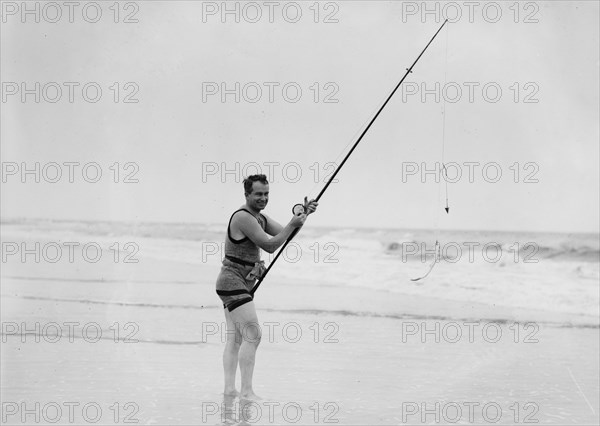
[
  {"x1": 2, "y1": 270, "x2": 598, "y2": 329},
  {"x1": 1, "y1": 251, "x2": 599, "y2": 425}
]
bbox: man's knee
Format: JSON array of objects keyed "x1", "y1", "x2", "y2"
[{"x1": 241, "y1": 321, "x2": 262, "y2": 345}]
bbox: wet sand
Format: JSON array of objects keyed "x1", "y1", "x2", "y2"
[{"x1": 1, "y1": 251, "x2": 599, "y2": 425}]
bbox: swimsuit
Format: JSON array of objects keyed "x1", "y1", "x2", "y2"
[{"x1": 215, "y1": 208, "x2": 267, "y2": 311}]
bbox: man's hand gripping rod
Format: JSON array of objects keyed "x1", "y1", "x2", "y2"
[{"x1": 250, "y1": 19, "x2": 449, "y2": 296}]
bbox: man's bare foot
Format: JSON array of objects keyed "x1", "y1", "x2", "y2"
[
  {"x1": 240, "y1": 391, "x2": 262, "y2": 401},
  {"x1": 224, "y1": 388, "x2": 239, "y2": 397}
]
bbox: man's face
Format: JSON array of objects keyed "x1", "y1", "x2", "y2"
[{"x1": 246, "y1": 181, "x2": 269, "y2": 211}]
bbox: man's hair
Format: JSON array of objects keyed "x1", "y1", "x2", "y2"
[{"x1": 243, "y1": 174, "x2": 269, "y2": 194}]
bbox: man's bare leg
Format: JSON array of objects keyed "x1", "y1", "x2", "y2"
[
  {"x1": 229, "y1": 301, "x2": 262, "y2": 401},
  {"x1": 223, "y1": 307, "x2": 242, "y2": 396}
]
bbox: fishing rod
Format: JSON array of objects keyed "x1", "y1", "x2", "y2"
[{"x1": 251, "y1": 19, "x2": 449, "y2": 296}]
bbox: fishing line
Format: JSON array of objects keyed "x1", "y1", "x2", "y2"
[
  {"x1": 252, "y1": 20, "x2": 449, "y2": 296},
  {"x1": 410, "y1": 22, "x2": 451, "y2": 283},
  {"x1": 442, "y1": 21, "x2": 450, "y2": 215}
]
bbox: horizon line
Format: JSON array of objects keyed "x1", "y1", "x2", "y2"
[{"x1": 1, "y1": 215, "x2": 598, "y2": 236}]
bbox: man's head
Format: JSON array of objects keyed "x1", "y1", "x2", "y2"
[{"x1": 243, "y1": 174, "x2": 269, "y2": 211}]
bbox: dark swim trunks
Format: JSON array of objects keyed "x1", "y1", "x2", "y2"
[{"x1": 216, "y1": 258, "x2": 256, "y2": 312}]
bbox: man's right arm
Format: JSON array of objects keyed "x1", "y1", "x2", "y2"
[{"x1": 236, "y1": 213, "x2": 305, "y2": 254}]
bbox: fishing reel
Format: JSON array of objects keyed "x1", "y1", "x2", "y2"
[
  {"x1": 292, "y1": 203, "x2": 305, "y2": 216},
  {"x1": 292, "y1": 197, "x2": 311, "y2": 216}
]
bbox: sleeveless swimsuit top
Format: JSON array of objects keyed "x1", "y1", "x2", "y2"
[{"x1": 224, "y1": 208, "x2": 267, "y2": 264}]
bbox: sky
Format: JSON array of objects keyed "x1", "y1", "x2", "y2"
[{"x1": 1, "y1": 0, "x2": 599, "y2": 233}]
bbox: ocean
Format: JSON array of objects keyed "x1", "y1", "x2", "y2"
[{"x1": 2, "y1": 218, "x2": 598, "y2": 323}]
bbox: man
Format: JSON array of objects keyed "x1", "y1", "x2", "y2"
[{"x1": 215, "y1": 174, "x2": 317, "y2": 400}]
